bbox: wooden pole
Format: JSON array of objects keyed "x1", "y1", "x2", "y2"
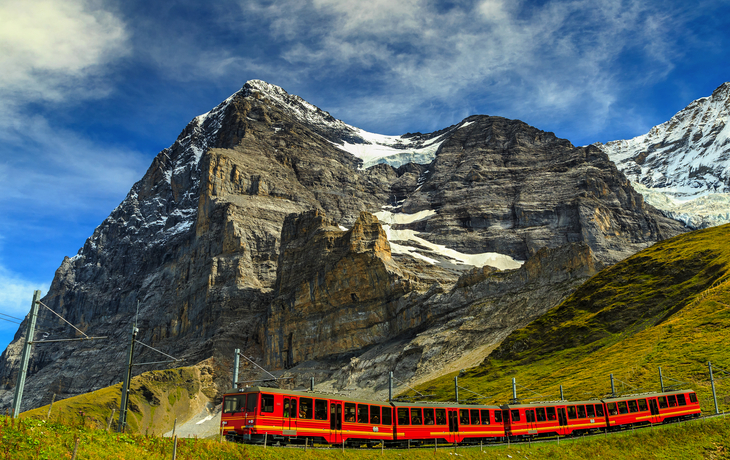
[{"x1": 71, "y1": 437, "x2": 80, "y2": 460}]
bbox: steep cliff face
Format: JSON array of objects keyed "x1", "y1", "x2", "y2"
[{"x1": 0, "y1": 80, "x2": 685, "y2": 412}]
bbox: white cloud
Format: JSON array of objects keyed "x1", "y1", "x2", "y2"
[
  {"x1": 0, "y1": 0, "x2": 128, "y2": 106},
  {"x1": 0, "y1": 264, "x2": 47, "y2": 319}
]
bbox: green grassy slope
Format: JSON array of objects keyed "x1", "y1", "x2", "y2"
[
  {"x1": 20, "y1": 364, "x2": 215, "y2": 435},
  {"x1": 2, "y1": 414, "x2": 730, "y2": 459},
  {"x1": 407, "y1": 224, "x2": 730, "y2": 410}
]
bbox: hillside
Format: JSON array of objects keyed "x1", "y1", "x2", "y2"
[
  {"x1": 409, "y1": 224, "x2": 730, "y2": 411},
  {"x1": 19, "y1": 362, "x2": 216, "y2": 436}
]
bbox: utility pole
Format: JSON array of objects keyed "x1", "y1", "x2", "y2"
[
  {"x1": 11, "y1": 290, "x2": 41, "y2": 418},
  {"x1": 610, "y1": 374, "x2": 616, "y2": 398},
  {"x1": 709, "y1": 362, "x2": 719, "y2": 415},
  {"x1": 658, "y1": 367, "x2": 665, "y2": 392},
  {"x1": 389, "y1": 372, "x2": 393, "y2": 402},
  {"x1": 454, "y1": 376, "x2": 459, "y2": 403},
  {"x1": 559, "y1": 385, "x2": 564, "y2": 400},
  {"x1": 511, "y1": 378, "x2": 517, "y2": 404},
  {"x1": 117, "y1": 324, "x2": 138, "y2": 432},
  {"x1": 233, "y1": 348, "x2": 240, "y2": 389}
]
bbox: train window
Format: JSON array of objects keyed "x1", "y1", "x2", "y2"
[
  {"x1": 460, "y1": 409, "x2": 470, "y2": 425},
  {"x1": 370, "y1": 406, "x2": 381, "y2": 424},
  {"x1": 495, "y1": 410, "x2": 503, "y2": 424},
  {"x1": 247, "y1": 394, "x2": 258, "y2": 412},
  {"x1": 481, "y1": 409, "x2": 491, "y2": 425},
  {"x1": 546, "y1": 407, "x2": 556, "y2": 420},
  {"x1": 586, "y1": 405, "x2": 595, "y2": 418},
  {"x1": 689, "y1": 393, "x2": 698, "y2": 403},
  {"x1": 618, "y1": 402, "x2": 628, "y2": 415},
  {"x1": 261, "y1": 394, "x2": 274, "y2": 413},
  {"x1": 567, "y1": 406, "x2": 577, "y2": 420},
  {"x1": 397, "y1": 408, "x2": 410, "y2": 425},
  {"x1": 677, "y1": 394, "x2": 687, "y2": 406},
  {"x1": 627, "y1": 400, "x2": 638, "y2": 413},
  {"x1": 424, "y1": 408, "x2": 435, "y2": 425},
  {"x1": 300, "y1": 398, "x2": 313, "y2": 419},
  {"x1": 382, "y1": 407, "x2": 392, "y2": 425},
  {"x1": 358, "y1": 404, "x2": 369, "y2": 423},
  {"x1": 595, "y1": 405, "x2": 604, "y2": 417},
  {"x1": 411, "y1": 408, "x2": 423, "y2": 425},
  {"x1": 667, "y1": 395, "x2": 677, "y2": 407},
  {"x1": 525, "y1": 410, "x2": 535, "y2": 423},
  {"x1": 315, "y1": 399, "x2": 328, "y2": 420},
  {"x1": 658, "y1": 397, "x2": 668, "y2": 409},
  {"x1": 607, "y1": 403, "x2": 617, "y2": 416},
  {"x1": 291, "y1": 400, "x2": 297, "y2": 419},
  {"x1": 223, "y1": 395, "x2": 245, "y2": 414},
  {"x1": 471, "y1": 409, "x2": 480, "y2": 425},
  {"x1": 283, "y1": 398, "x2": 290, "y2": 417},
  {"x1": 577, "y1": 405, "x2": 586, "y2": 418},
  {"x1": 345, "y1": 403, "x2": 357, "y2": 422},
  {"x1": 510, "y1": 410, "x2": 520, "y2": 422},
  {"x1": 536, "y1": 407, "x2": 546, "y2": 422},
  {"x1": 638, "y1": 399, "x2": 648, "y2": 412},
  {"x1": 435, "y1": 408, "x2": 447, "y2": 425}
]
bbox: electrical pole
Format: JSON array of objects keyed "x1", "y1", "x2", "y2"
[
  {"x1": 117, "y1": 324, "x2": 138, "y2": 432},
  {"x1": 559, "y1": 385, "x2": 564, "y2": 400},
  {"x1": 610, "y1": 374, "x2": 616, "y2": 398},
  {"x1": 658, "y1": 367, "x2": 665, "y2": 392},
  {"x1": 12, "y1": 290, "x2": 41, "y2": 418},
  {"x1": 389, "y1": 372, "x2": 393, "y2": 402},
  {"x1": 233, "y1": 348, "x2": 240, "y2": 389},
  {"x1": 709, "y1": 362, "x2": 719, "y2": 415},
  {"x1": 454, "y1": 376, "x2": 459, "y2": 403},
  {"x1": 511, "y1": 378, "x2": 517, "y2": 404}
]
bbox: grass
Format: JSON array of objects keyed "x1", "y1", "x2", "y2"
[
  {"x1": 404, "y1": 224, "x2": 730, "y2": 411},
  {"x1": 3, "y1": 413, "x2": 730, "y2": 459},
  {"x1": 20, "y1": 365, "x2": 212, "y2": 435}
]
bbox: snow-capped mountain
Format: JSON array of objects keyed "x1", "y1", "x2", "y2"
[{"x1": 596, "y1": 82, "x2": 730, "y2": 228}]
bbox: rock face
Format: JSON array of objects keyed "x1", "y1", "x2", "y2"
[
  {"x1": 0, "y1": 80, "x2": 685, "y2": 413},
  {"x1": 596, "y1": 82, "x2": 730, "y2": 229}
]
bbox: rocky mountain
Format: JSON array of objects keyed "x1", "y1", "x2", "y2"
[
  {"x1": 596, "y1": 82, "x2": 730, "y2": 229},
  {"x1": 0, "y1": 80, "x2": 685, "y2": 413}
]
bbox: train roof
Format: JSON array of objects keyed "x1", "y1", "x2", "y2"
[
  {"x1": 390, "y1": 401, "x2": 500, "y2": 409},
  {"x1": 222, "y1": 386, "x2": 391, "y2": 406},
  {"x1": 501, "y1": 400, "x2": 603, "y2": 409},
  {"x1": 602, "y1": 389, "x2": 695, "y2": 403}
]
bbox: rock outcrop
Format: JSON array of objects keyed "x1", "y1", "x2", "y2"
[{"x1": 0, "y1": 80, "x2": 685, "y2": 413}]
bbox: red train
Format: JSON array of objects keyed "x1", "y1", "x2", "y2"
[{"x1": 220, "y1": 386, "x2": 701, "y2": 446}]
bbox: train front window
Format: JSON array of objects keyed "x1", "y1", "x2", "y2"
[
  {"x1": 435, "y1": 408, "x2": 447, "y2": 425},
  {"x1": 300, "y1": 398, "x2": 313, "y2": 419},
  {"x1": 689, "y1": 393, "x2": 698, "y2": 403},
  {"x1": 223, "y1": 395, "x2": 245, "y2": 414},
  {"x1": 314, "y1": 399, "x2": 328, "y2": 420},
  {"x1": 246, "y1": 394, "x2": 258, "y2": 412},
  {"x1": 261, "y1": 394, "x2": 274, "y2": 413},
  {"x1": 397, "y1": 408, "x2": 410, "y2": 425},
  {"x1": 638, "y1": 399, "x2": 648, "y2": 411}
]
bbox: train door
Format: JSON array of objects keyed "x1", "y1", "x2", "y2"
[
  {"x1": 557, "y1": 407, "x2": 569, "y2": 436},
  {"x1": 525, "y1": 409, "x2": 537, "y2": 436},
  {"x1": 448, "y1": 409, "x2": 460, "y2": 444},
  {"x1": 283, "y1": 397, "x2": 298, "y2": 436},
  {"x1": 648, "y1": 398, "x2": 660, "y2": 424},
  {"x1": 330, "y1": 401, "x2": 343, "y2": 443}
]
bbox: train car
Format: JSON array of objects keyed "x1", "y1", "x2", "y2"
[
  {"x1": 220, "y1": 386, "x2": 394, "y2": 446},
  {"x1": 603, "y1": 390, "x2": 701, "y2": 430},
  {"x1": 391, "y1": 401, "x2": 505, "y2": 445},
  {"x1": 502, "y1": 400, "x2": 608, "y2": 438}
]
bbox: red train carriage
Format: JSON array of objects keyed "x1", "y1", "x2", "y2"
[
  {"x1": 220, "y1": 387, "x2": 394, "y2": 446},
  {"x1": 603, "y1": 390, "x2": 701, "y2": 430},
  {"x1": 502, "y1": 400, "x2": 608, "y2": 438},
  {"x1": 391, "y1": 401, "x2": 505, "y2": 445}
]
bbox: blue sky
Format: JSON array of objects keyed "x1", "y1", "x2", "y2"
[{"x1": 1, "y1": 0, "x2": 729, "y2": 351}]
